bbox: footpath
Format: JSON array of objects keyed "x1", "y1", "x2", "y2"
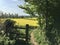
[{"x1": 30, "y1": 32, "x2": 38, "y2": 45}]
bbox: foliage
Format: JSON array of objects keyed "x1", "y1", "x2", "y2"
[
  {"x1": 33, "y1": 29, "x2": 49, "y2": 45},
  {"x1": 19, "y1": 5, "x2": 36, "y2": 17},
  {"x1": 4, "y1": 19, "x2": 16, "y2": 39},
  {"x1": 0, "y1": 34, "x2": 15, "y2": 45},
  {"x1": 19, "y1": 0, "x2": 60, "y2": 29},
  {"x1": 0, "y1": 19, "x2": 16, "y2": 45},
  {"x1": 19, "y1": 0, "x2": 47, "y2": 29},
  {"x1": 0, "y1": 19, "x2": 32, "y2": 45},
  {"x1": 19, "y1": 0, "x2": 60, "y2": 45},
  {"x1": 0, "y1": 11, "x2": 19, "y2": 18}
]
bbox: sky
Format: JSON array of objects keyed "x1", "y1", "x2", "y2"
[{"x1": 0, "y1": 0, "x2": 29, "y2": 16}]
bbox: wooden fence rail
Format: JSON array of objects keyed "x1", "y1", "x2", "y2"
[{"x1": 5, "y1": 23, "x2": 30, "y2": 44}]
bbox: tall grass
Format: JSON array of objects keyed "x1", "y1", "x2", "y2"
[{"x1": 33, "y1": 29, "x2": 49, "y2": 45}]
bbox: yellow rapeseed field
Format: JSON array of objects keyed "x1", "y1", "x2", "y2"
[
  {"x1": 11, "y1": 18, "x2": 38, "y2": 26},
  {"x1": 0, "y1": 18, "x2": 39, "y2": 27}
]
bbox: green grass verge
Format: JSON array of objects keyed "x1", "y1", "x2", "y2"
[{"x1": 33, "y1": 29, "x2": 49, "y2": 45}]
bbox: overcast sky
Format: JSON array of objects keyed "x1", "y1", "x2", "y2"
[{"x1": 0, "y1": 0, "x2": 29, "y2": 16}]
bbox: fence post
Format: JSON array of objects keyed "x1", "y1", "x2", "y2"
[{"x1": 26, "y1": 24, "x2": 29, "y2": 44}]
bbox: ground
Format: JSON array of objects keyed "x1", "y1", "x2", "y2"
[{"x1": 30, "y1": 31, "x2": 38, "y2": 45}]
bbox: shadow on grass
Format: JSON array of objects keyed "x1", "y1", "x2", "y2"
[{"x1": 14, "y1": 39, "x2": 30, "y2": 45}]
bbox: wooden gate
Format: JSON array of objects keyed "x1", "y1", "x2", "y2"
[{"x1": 5, "y1": 23, "x2": 30, "y2": 45}]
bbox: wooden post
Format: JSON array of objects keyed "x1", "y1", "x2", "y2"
[
  {"x1": 2, "y1": 41, "x2": 4, "y2": 45},
  {"x1": 8, "y1": 41, "x2": 10, "y2": 45},
  {"x1": 45, "y1": 0, "x2": 49, "y2": 30},
  {"x1": 26, "y1": 24, "x2": 29, "y2": 43}
]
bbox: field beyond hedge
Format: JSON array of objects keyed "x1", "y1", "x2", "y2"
[{"x1": 0, "y1": 18, "x2": 39, "y2": 27}]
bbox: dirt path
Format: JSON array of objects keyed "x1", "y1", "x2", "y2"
[{"x1": 30, "y1": 32, "x2": 38, "y2": 45}]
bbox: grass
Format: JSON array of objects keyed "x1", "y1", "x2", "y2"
[{"x1": 33, "y1": 29, "x2": 49, "y2": 45}]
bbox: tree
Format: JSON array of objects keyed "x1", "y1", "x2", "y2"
[
  {"x1": 19, "y1": 0, "x2": 48, "y2": 29},
  {"x1": 14, "y1": 13, "x2": 18, "y2": 18},
  {"x1": 4, "y1": 19, "x2": 16, "y2": 40},
  {"x1": 19, "y1": 0, "x2": 60, "y2": 45},
  {"x1": 19, "y1": 4, "x2": 37, "y2": 17}
]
